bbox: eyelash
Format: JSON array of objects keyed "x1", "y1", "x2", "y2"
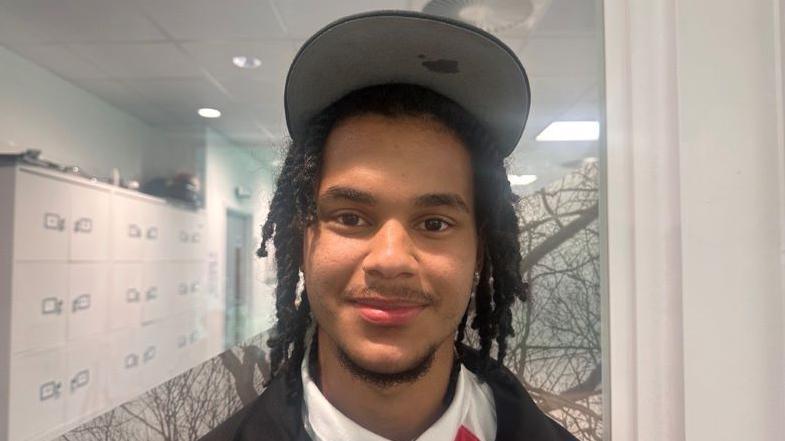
[{"x1": 330, "y1": 213, "x2": 454, "y2": 233}]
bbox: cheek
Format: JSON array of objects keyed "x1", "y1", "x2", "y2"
[
  {"x1": 427, "y1": 251, "x2": 476, "y2": 316},
  {"x1": 303, "y1": 228, "x2": 365, "y2": 302}
]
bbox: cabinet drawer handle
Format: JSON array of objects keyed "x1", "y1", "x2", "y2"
[
  {"x1": 70, "y1": 369, "x2": 90, "y2": 392},
  {"x1": 128, "y1": 224, "x2": 141, "y2": 238},
  {"x1": 189, "y1": 330, "x2": 199, "y2": 343},
  {"x1": 146, "y1": 226, "x2": 158, "y2": 240},
  {"x1": 124, "y1": 354, "x2": 139, "y2": 369},
  {"x1": 39, "y1": 380, "x2": 62, "y2": 401},
  {"x1": 43, "y1": 213, "x2": 65, "y2": 232},
  {"x1": 145, "y1": 287, "x2": 158, "y2": 301},
  {"x1": 72, "y1": 294, "x2": 91, "y2": 312},
  {"x1": 143, "y1": 346, "x2": 156, "y2": 363},
  {"x1": 126, "y1": 288, "x2": 141, "y2": 303},
  {"x1": 190, "y1": 281, "x2": 201, "y2": 293},
  {"x1": 74, "y1": 217, "x2": 93, "y2": 233},
  {"x1": 41, "y1": 297, "x2": 63, "y2": 315},
  {"x1": 178, "y1": 283, "x2": 188, "y2": 295},
  {"x1": 179, "y1": 231, "x2": 189, "y2": 243},
  {"x1": 190, "y1": 232, "x2": 200, "y2": 243}
]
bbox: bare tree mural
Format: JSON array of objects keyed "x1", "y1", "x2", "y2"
[
  {"x1": 58, "y1": 335, "x2": 269, "y2": 441},
  {"x1": 510, "y1": 162, "x2": 602, "y2": 440}
]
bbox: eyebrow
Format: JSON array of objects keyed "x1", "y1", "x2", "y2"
[
  {"x1": 319, "y1": 186, "x2": 470, "y2": 214},
  {"x1": 321, "y1": 186, "x2": 377, "y2": 205},
  {"x1": 413, "y1": 193, "x2": 471, "y2": 214}
]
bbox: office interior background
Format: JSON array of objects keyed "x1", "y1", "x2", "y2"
[{"x1": 0, "y1": 1, "x2": 782, "y2": 441}]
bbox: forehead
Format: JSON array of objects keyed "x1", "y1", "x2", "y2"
[{"x1": 319, "y1": 114, "x2": 474, "y2": 203}]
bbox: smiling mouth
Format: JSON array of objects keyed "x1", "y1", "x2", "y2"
[{"x1": 351, "y1": 299, "x2": 426, "y2": 326}]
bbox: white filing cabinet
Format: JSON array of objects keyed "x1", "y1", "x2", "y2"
[{"x1": 0, "y1": 165, "x2": 208, "y2": 441}]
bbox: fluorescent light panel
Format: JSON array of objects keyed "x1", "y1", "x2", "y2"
[
  {"x1": 507, "y1": 174, "x2": 538, "y2": 186},
  {"x1": 536, "y1": 121, "x2": 600, "y2": 141}
]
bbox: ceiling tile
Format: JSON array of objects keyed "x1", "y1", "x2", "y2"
[
  {"x1": 271, "y1": 0, "x2": 409, "y2": 39},
  {"x1": 70, "y1": 78, "x2": 179, "y2": 125},
  {"x1": 69, "y1": 42, "x2": 201, "y2": 79},
  {"x1": 137, "y1": 0, "x2": 286, "y2": 40},
  {"x1": 207, "y1": 113, "x2": 271, "y2": 147},
  {"x1": 522, "y1": 75, "x2": 596, "y2": 140},
  {"x1": 216, "y1": 76, "x2": 283, "y2": 105},
  {"x1": 1, "y1": 0, "x2": 165, "y2": 43},
  {"x1": 558, "y1": 86, "x2": 600, "y2": 121},
  {"x1": 0, "y1": 4, "x2": 51, "y2": 45},
  {"x1": 520, "y1": 36, "x2": 601, "y2": 77},
  {"x1": 119, "y1": 78, "x2": 233, "y2": 126},
  {"x1": 8, "y1": 44, "x2": 109, "y2": 80},
  {"x1": 211, "y1": 75, "x2": 285, "y2": 132}
]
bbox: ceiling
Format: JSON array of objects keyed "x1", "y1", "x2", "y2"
[{"x1": 0, "y1": 0, "x2": 603, "y2": 190}]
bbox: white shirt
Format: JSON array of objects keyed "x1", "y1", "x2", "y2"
[{"x1": 301, "y1": 351, "x2": 497, "y2": 441}]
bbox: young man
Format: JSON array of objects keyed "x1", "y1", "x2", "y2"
[{"x1": 211, "y1": 10, "x2": 577, "y2": 441}]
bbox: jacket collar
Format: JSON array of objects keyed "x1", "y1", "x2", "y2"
[{"x1": 229, "y1": 345, "x2": 576, "y2": 441}]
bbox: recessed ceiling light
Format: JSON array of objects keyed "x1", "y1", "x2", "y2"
[
  {"x1": 536, "y1": 121, "x2": 600, "y2": 142},
  {"x1": 507, "y1": 174, "x2": 538, "y2": 186},
  {"x1": 198, "y1": 108, "x2": 221, "y2": 118},
  {"x1": 232, "y1": 56, "x2": 262, "y2": 69}
]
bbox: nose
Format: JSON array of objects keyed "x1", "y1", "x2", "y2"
[{"x1": 362, "y1": 220, "x2": 418, "y2": 280}]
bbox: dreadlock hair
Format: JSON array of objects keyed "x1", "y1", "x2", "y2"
[{"x1": 257, "y1": 83, "x2": 528, "y2": 399}]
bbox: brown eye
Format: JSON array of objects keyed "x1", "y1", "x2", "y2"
[
  {"x1": 336, "y1": 213, "x2": 366, "y2": 227},
  {"x1": 422, "y1": 218, "x2": 450, "y2": 232}
]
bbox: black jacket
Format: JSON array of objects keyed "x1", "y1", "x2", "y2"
[{"x1": 202, "y1": 348, "x2": 578, "y2": 441}]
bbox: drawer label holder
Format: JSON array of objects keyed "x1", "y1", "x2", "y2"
[
  {"x1": 74, "y1": 217, "x2": 93, "y2": 233},
  {"x1": 41, "y1": 297, "x2": 63, "y2": 315},
  {"x1": 43, "y1": 213, "x2": 66, "y2": 232},
  {"x1": 70, "y1": 369, "x2": 90, "y2": 392},
  {"x1": 72, "y1": 294, "x2": 91, "y2": 312},
  {"x1": 39, "y1": 380, "x2": 62, "y2": 401}
]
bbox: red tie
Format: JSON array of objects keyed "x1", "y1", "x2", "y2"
[{"x1": 454, "y1": 425, "x2": 480, "y2": 441}]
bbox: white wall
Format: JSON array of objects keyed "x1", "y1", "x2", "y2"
[
  {"x1": 204, "y1": 128, "x2": 277, "y2": 355},
  {"x1": 677, "y1": 1, "x2": 784, "y2": 439},
  {"x1": 0, "y1": 45, "x2": 198, "y2": 183},
  {"x1": 604, "y1": 0, "x2": 785, "y2": 440}
]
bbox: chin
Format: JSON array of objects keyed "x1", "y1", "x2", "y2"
[
  {"x1": 354, "y1": 339, "x2": 414, "y2": 364},
  {"x1": 343, "y1": 338, "x2": 436, "y2": 373}
]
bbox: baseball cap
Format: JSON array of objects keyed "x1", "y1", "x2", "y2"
[{"x1": 284, "y1": 10, "x2": 531, "y2": 158}]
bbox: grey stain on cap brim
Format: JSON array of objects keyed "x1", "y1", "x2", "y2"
[{"x1": 422, "y1": 59, "x2": 459, "y2": 74}]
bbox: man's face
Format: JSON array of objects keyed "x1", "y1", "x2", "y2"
[{"x1": 302, "y1": 113, "x2": 478, "y2": 379}]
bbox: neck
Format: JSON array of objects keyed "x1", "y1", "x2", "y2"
[{"x1": 314, "y1": 329, "x2": 456, "y2": 441}]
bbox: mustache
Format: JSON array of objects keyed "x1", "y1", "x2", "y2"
[{"x1": 344, "y1": 284, "x2": 435, "y2": 305}]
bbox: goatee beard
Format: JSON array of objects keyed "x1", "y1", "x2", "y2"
[{"x1": 336, "y1": 344, "x2": 437, "y2": 389}]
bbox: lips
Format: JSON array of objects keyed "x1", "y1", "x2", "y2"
[{"x1": 351, "y1": 299, "x2": 426, "y2": 326}]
